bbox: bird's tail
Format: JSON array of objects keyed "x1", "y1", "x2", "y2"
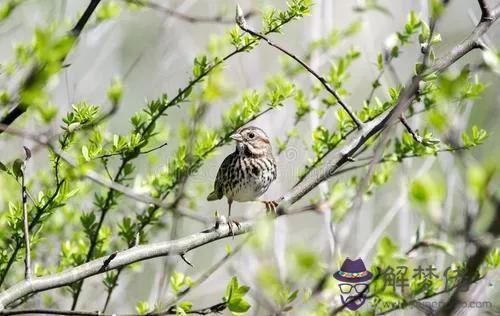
[{"x1": 207, "y1": 191, "x2": 221, "y2": 201}]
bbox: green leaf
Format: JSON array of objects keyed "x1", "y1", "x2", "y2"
[
  {"x1": 81, "y1": 146, "x2": 90, "y2": 161},
  {"x1": 419, "y1": 21, "x2": 430, "y2": 44},
  {"x1": 228, "y1": 297, "x2": 251, "y2": 313},
  {"x1": 224, "y1": 276, "x2": 251, "y2": 314},
  {"x1": 0, "y1": 161, "x2": 7, "y2": 172},
  {"x1": 96, "y1": 0, "x2": 121, "y2": 21},
  {"x1": 379, "y1": 236, "x2": 398, "y2": 258},
  {"x1": 287, "y1": 289, "x2": 299, "y2": 303},
  {"x1": 178, "y1": 301, "x2": 193, "y2": 312},
  {"x1": 107, "y1": 77, "x2": 123, "y2": 104},
  {"x1": 135, "y1": 301, "x2": 149, "y2": 315},
  {"x1": 12, "y1": 159, "x2": 23, "y2": 178},
  {"x1": 486, "y1": 248, "x2": 500, "y2": 268},
  {"x1": 414, "y1": 62, "x2": 424, "y2": 75},
  {"x1": 377, "y1": 52, "x2": 383, "y2": 70}
]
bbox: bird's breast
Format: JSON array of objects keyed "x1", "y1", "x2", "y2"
[{"x1": 223, "y1": 156, "x2": 276, "y2": 202}]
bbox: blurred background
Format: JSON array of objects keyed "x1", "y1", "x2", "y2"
[{"x1": 0, "y1": 0, "x2": 499, "y2": 315}]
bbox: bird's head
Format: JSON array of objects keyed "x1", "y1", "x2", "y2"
[{"x1": 231, "y1": 126, "x2": 272, "y2": 156}]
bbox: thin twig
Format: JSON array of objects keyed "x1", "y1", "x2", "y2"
[
  {"x1": 0, "y1": 0, "x2": 102, "y2": 135},
  {"x1": 165, "y1": 237, "x2": 249, "y2": 308},
  {"x1": 71, "y1": 0, "x2": 102, "y2": 36},
  {"x1": 21, "y1": 146, "x2": 31, "y2": 280},
  {"x1": 332, "y1": 146, "x2": 469, "y2": 176},
  {"x1": 127, "y1": 0, "x2": 256, "y2": 24},
  {"x1": 93, "y1": 141, "x2": 169, "y2": 160},
  {"x1": 399, "y1": 114, "x2": 423, "y2": 143},
  {"x1": 236, "y1": 5, "x2": 364, "y2": 129},
  {"x1": 0, "y1": 124, "x2": 210, "y2": 223},
  {"x1": 0, "y1": 179, "x2": 64, "y2": 287}
]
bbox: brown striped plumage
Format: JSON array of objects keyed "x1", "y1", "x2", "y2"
[{"x1": 207, "y1": 126, "x2": 277, "y2": 231}]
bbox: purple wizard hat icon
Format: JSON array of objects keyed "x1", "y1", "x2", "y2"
[
  {"x1": 334, "y1": 258, "x2": 373, "y2": 311},
  {"x1": 334, "y1": 257, "x2": 373, "y2": 283}
]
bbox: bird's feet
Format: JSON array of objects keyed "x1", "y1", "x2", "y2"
[
  {"x1": 262, "y1": 200, "x2": 279, "y2": 216},
  {"x1": 214, "y1": 214, "x2": 241, "y2": 238},
  {"x1": 227, "y1": 218, "x2": 241, "y2": 238}
]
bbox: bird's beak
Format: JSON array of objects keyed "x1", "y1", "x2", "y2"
[{"x1": 230, "y1": 133, "x2": 243, "y2": 142}]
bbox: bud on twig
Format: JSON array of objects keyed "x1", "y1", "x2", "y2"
[
  {"x1": 23, "y1": 146, "x2": 31, "y2": 161},
  {"x1": 235, "y1": 4, "x2": 247, "y2": 29}
]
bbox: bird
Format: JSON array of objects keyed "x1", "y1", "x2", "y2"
[{"x1": 207, "y1": 126, "x2": 278, "y2": 235}]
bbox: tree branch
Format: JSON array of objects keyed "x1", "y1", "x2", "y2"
[
  {"x1": 128, "y1": 0, "x2": 256, "y2": 24},
  {"x1": 432, "y1": 4, "x2": 500, "y2": 71},
  {"x1": 399, "y1": 114, "x2": 423, "y2": 143},
  {"x1": 284, "y1": 3, "x2": 500, "y2": 208},
  {"x1": 1, "y1": 301, "x2": 227, "y2": 315},
  {"x1": 478, "y1": 0, "x2": 494, "y2": 21},
  {"x1": 436, "y1": 196, "x2": 500, "y2": 315},
  {"x1": 71, "y1": 0, "x2": 102, "y2": 36},
  {"x1": 0, "y1": 223, "x2": 252, "y2": 309},
  {"x1": 0, "y1": 0, "x2": 102, "y2": 135},
  {"x1": 21, "y1": 146, "x2": 32, "y2": 280},
  {"x1": 235, "y1": 5, "x2": 364, "y2": 129},
  {"x1": 0, "y1": 2, "x2": 498, "y2": 311}
]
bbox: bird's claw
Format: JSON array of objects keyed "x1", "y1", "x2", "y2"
[
  {"x1": 263, "y1": 200, "x2": 279, "y2": 216},
  {"x1": 227, "y1": 218, "x2": 241, "y2": 239},
  {"x1": 213, "y1": 214, "x2": 240, "y2": 238}
]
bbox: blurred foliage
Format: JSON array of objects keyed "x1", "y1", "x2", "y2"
[{"x1": 0, "y1": 0, "x2": 498, "y2": 314}]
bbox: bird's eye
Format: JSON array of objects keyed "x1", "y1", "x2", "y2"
[{"x1": 247, "y1": 132, "x2": 255, "y2": 139}]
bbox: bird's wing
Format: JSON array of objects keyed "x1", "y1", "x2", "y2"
[{"x1": 207, "y1": 151, "x2": 236, "y2": 201}]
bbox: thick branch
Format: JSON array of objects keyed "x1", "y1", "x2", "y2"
[
  {"x1": 286, "y1": 3, "x2": 500, "y2": 207},
  {"x1": 478, "y1": 0, "x2": 494, "y2": 21},
  {"x1": 2, "y1": 301, "x2": 227, "y2": 315},
  {"x1": 0, "y1": 223, "x2": 252, "y2": 308},
  {"x1": 433, "y1": 4, "x2": 500, "y2": 71}
]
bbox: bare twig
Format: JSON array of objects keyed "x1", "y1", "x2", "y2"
[
  {"x1": 165, "y1": 238, "x2": 249, "y2": 307},
  {"x1": 399, "y1": 114, "x2": 423, "y2": 143},
  {"x1": 127, "y1": 0, "x2": 256, "y2": 24},
  {"x1": 236, "y1": 5, "x2": 364, "y2": 129},
  {"x1": 93, "y1": 141, "x2": 169, "y2": 160},
  {"x1": 21, "y1": 146, "x2": 32, "y2": 280},
  {"x1": 332, "y1": 145, "x2": 469, "y2": 177},
  {"x1": 1, "y1": 301, "x2": 227, "y2": 315},
  {"x1": 71, "y1": 0, "x2": 102, "y2": 36}
]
